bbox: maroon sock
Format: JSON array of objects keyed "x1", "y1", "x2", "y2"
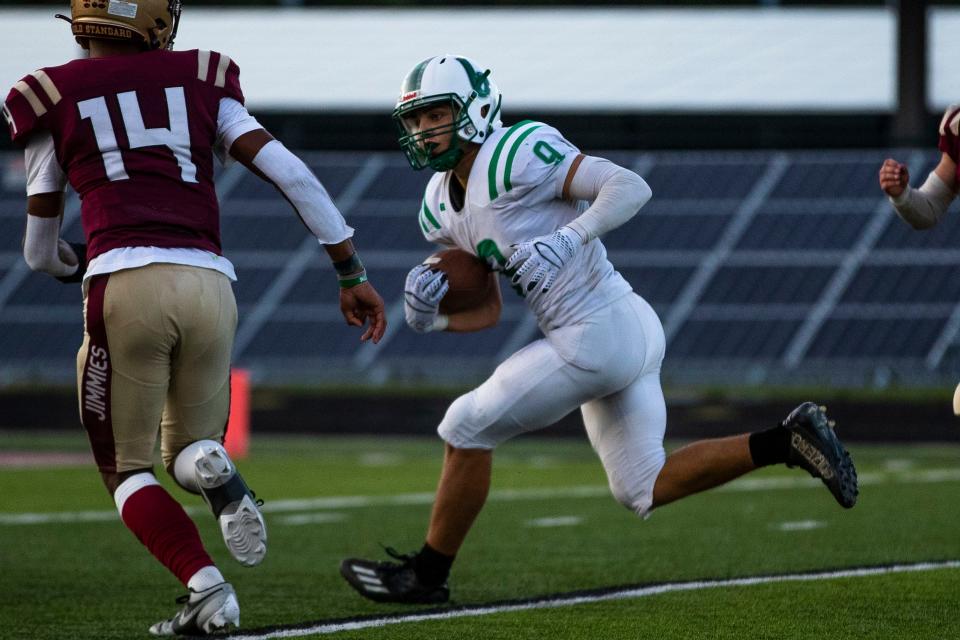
[{"x1": 120, "y1": 484, "x2": 216, "y2": 586}]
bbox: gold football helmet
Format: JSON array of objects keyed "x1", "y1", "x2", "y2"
[{"x1": 66, "y1": 0, "x2": 182, "y2": 50}]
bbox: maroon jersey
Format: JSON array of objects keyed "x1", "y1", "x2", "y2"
[
  {"x1": 2, "y1": 50, "x2": 243, "y2": 259},
  {"x1": 938, "y1": 103, "x2": 960, "y2": 185}
]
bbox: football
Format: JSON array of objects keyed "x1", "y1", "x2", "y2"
[{"x1": 423, "y1": 248, "x2": 494, "y2": 313}]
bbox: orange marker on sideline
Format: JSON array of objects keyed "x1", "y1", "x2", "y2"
[{"x1": 225, "y1": 368, "x2": 251, "y2": 459}]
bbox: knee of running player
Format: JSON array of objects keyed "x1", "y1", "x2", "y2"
[
  {"x1": 606, "y1": 450, "x2": 666, "y2": 519},
  {"x1": 169, "y1": 440, "x2": 252, "y2": 510},
  {"x1": 170, "y1": 439, "x2": 267, "y2": 567},
  {"x1": 437, "y1": 391, "x2": 502, "y2": 450}
]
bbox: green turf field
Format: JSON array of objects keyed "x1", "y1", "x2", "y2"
[{"x1": 1, "y1": 431, "x2": 957, "y2": 639}]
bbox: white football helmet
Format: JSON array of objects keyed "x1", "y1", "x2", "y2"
[{"x1": 393, "y1": 55, "x2": 503, "y2": 171}]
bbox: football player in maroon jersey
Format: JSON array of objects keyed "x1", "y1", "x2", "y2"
[
  {"x1": 880, "y1": 106, "x2": 959, "y2": 227},
  {"x1": 3, "y1": 0, "x2": 386, "y2": 634},
  {"x1": 879, "y1": 106, "x2": 959, "y2": 412}
]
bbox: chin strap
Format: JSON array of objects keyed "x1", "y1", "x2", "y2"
[{"x1": 54, "y1": 13, "x2": 73, "y2": 24}]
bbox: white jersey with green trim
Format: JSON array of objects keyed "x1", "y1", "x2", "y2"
[{"x1": 417, "y1": 120, "x2": 633, "y2": 329}]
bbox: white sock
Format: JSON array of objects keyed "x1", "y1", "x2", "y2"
[
  {"x1": 113, "y1": 473, "x2": 160, "y2": 514},
  {"x1": 187, "y1": 565, "x2": 226, "y2": 592}
]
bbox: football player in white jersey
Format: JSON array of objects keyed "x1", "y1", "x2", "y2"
[{"x1": 340, "y1": 55, "x2": 859, "y2": 604}]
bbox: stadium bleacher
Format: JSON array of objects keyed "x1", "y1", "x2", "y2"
[{"x1": 2, "y1": 148, "x2": 957, "y2": 388}]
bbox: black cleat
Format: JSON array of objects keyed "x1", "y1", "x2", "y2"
[
  {"x1": 782, "y1": 402, "x2": 859, "y2": 508},
  {"x1": 339, "y1": 547, "x2": 450, "y2": 605}
]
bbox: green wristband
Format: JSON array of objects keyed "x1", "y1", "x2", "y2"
[{"x1": 338, "y1": 273, "x2": 368, "y2": 289}]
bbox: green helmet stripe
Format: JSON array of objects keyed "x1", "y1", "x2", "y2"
[
  {"x1": 402, "y1": 58, "x2": 432, "y2": 95},
  {"x1": 487, "y1": 120, "x2": 534, "y2": 201},
  {"x1": 503, "y1": 124, "x2": 543, "y2": 193}
]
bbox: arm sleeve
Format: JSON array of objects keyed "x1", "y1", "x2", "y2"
[
  {"x1": 23, "y1": 214, "x2": 77, "y2": 277},
  {"x1": 890, "y1": 171, "x2": 957, "y2": 230},
  {"x1": 214, "y1": 97, "x2": 263, "y2": 165},
  {"x1": 24, "y1": 131, "x2": 67, "y2": 196},
  {"x1": 251, "y1": 140, "x2": 354, "y2": 246},
  {"x1": 563, "y1": 156, "x2": 652, "y2": 242}
]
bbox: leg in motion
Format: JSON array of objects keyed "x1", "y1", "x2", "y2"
[
  {"x1": 340, "y1": 443, "x2": 491, "y2": 605},
  {"x1": 653, "y1": 402, "x2": 858, "y2": 510},
  {"x1": 107, "y1": 470, "x2": 239, "y2": 636},
  {"x1": 341, "y1": 337, "x2": 588, "y2": 604},
  {"x1": 162, "y1": 267, "x2": 266, "y2": 566},
  {"x1": 81, "y1": 268, "x2": 244, "y2": 635},
  {"x1": 172, "y1": 439, "x2": 267, "y2": 568}
]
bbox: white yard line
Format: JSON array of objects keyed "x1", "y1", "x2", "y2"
[
  {"x1": 225, "y1": 560, "x2": 960, "y2": 639},
  {"x1": 2, "y1": 468, "x2": 959, "y2": 526}
]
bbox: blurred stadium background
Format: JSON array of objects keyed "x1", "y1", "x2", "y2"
[
  {"x1": 2, "y1": 1, "x2": 959, "y2": 434},
  {"x1": 2, "y1": 3, "x2": 959, "y2": 639}
]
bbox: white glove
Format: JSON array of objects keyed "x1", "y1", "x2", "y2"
[
  {"x1": 404, "y1": 264, "x2": 450, "y2": 333},
  {"x1": 504, "y1": 226, "x2": 582, "y2": 296}
]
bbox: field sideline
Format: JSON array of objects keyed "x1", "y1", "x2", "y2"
[{"x1": 1, "y1": 432, "x2": 957, "y2": 639}]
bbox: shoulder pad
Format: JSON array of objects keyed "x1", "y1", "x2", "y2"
[
  {"x1": 939, "y1": 104, "x2": 960, "y2": 138},
  {"x1": 196, "y1": 51, "x2": 245, "y2": 105},
  {"x1": 3, "y1": 70, "x2": 61, "y2": 145},
  {"x1": 485, "y1": 121, "x2": 577, "y2": 202}
]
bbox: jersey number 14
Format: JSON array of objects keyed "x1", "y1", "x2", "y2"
[{"x1": 77, "y1": 86, "x2": 198, "y2": 183}]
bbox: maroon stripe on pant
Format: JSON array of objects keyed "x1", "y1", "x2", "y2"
[
  {"x1": 81, "y1": 274, "x2": 115, "y2": 473},
  {"x1": 221, "y1": 368, "x2": 232, "y2": 445}
]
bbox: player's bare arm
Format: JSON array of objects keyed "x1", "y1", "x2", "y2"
[
  {"x1": 328, "y1": 239, "x2": 386, "y2": 344},
  {"x1": 228, "y1": 128, "x2": 387, "y2": 343},
  {"x1": 25, "y1": 191, "x2": 63, "y2": 218}
]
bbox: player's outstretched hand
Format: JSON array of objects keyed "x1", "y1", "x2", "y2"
[
  {"x1": 879, "y1": 158, "x2": 909, "y2": 198},
  {"x1": 505, "y1": 226, "x2": 582, "y2": 297},
  {"x1": 340, "y1": 281, "x2": 387, "y2": 343}
]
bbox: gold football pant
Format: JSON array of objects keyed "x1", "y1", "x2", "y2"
[{"x1": 77, "y1": 263, "x2": 237, "y2": 473}]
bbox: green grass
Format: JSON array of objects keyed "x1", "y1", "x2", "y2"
[{"x1": 1, "y1": 432, "x2": 958, "y2": 639}]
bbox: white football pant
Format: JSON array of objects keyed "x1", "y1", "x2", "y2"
[{"x1": 438, "y1": 293, "x2": 667, "y2": 517}]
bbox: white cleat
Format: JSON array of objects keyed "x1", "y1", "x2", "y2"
[
  {"x1": 194, "y1": 444, "x2": 268, "y2": 567},
  {"x1": 219, "y1": 494, "x2": 267, "y2": 567},
  {"x1": 148, "y1": 582, "x2": 240, "y2": 636}
]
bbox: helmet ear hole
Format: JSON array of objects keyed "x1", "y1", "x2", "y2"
[{"x1": 480, "y1": 105, "x2": 490, "y2": 118}]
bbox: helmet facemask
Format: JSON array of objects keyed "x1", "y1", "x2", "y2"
[{"x1": 394, "y1": 96, "x2": 477, "y2": 172}]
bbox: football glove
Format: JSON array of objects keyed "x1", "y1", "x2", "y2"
[
  {"x1": 404, "y1": 264, "x2": 449, "y2": 333},
  {"x1": 504, "y1": 226, "x2": 582, "y2": 296}
]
